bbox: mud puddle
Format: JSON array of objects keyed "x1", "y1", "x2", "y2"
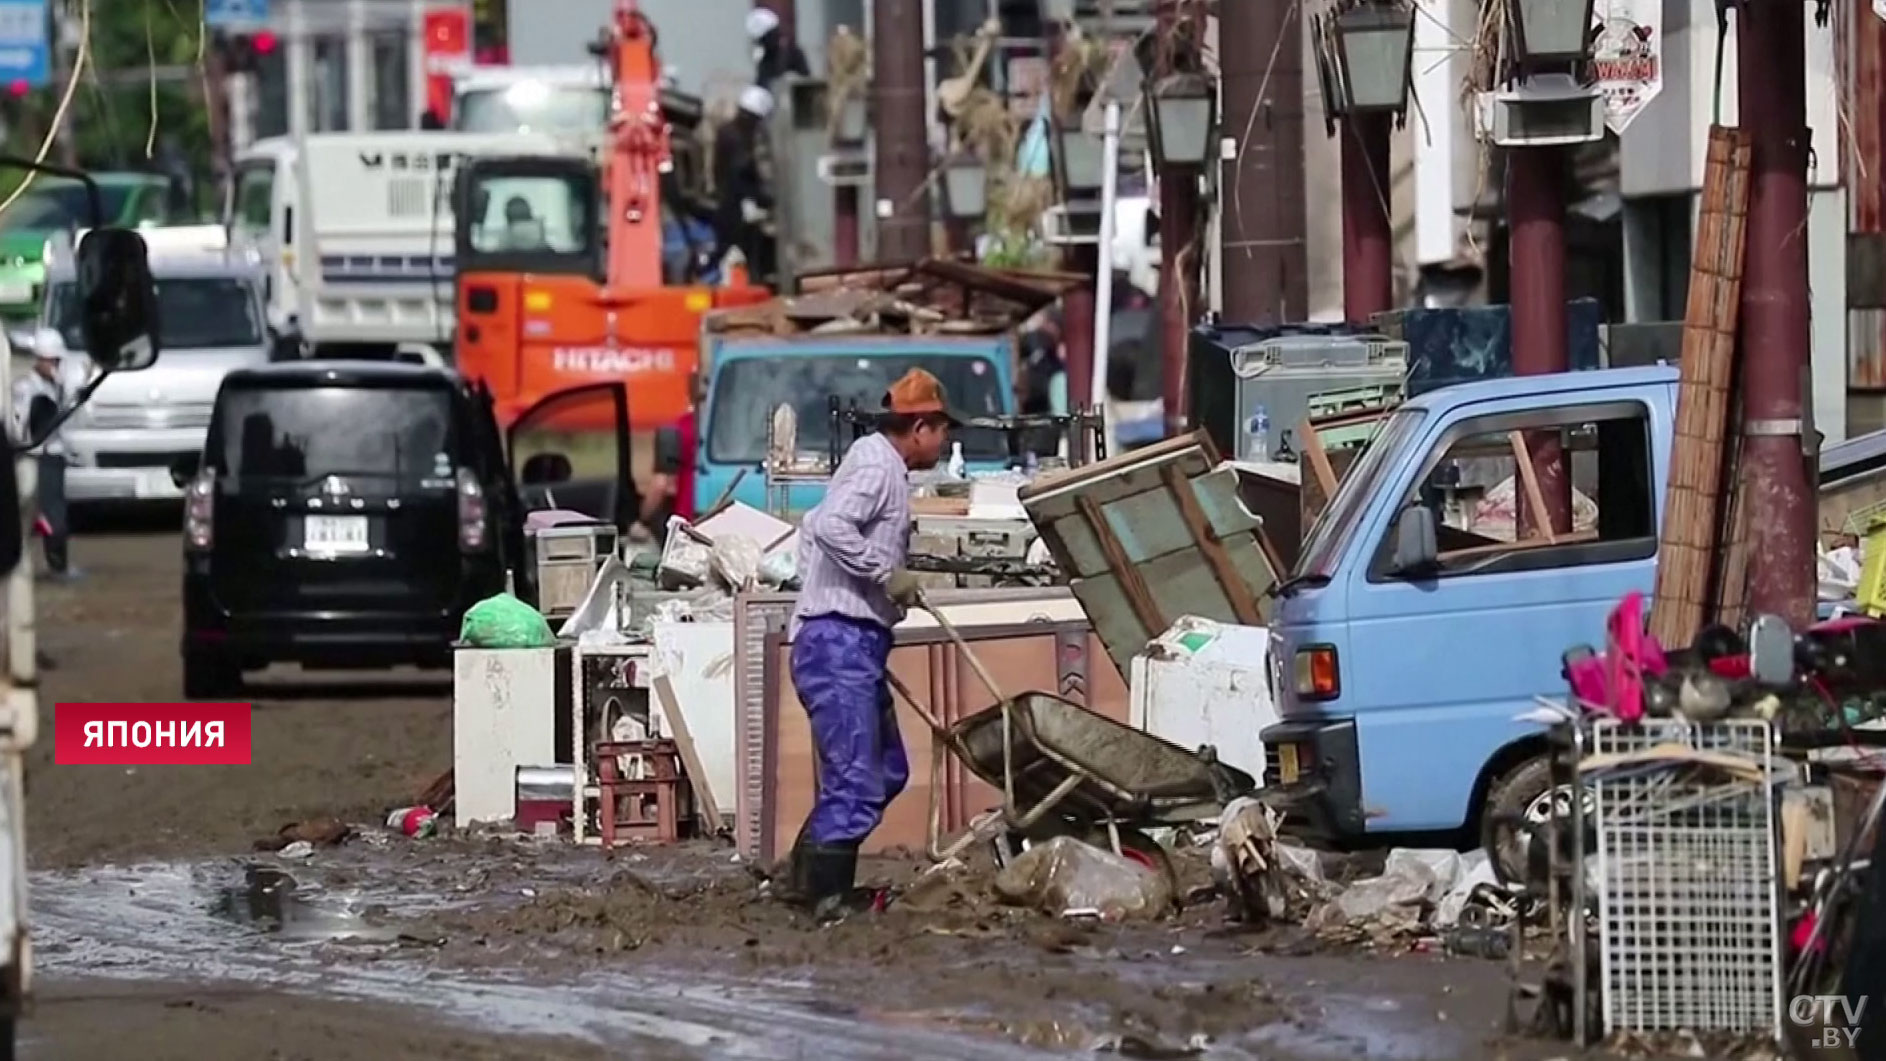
[{"x1": 30, "y1": 859, "x2": 1072, "y2": 1059}]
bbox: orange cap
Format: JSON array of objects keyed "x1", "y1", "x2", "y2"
[{"x1": 882, "y1": 368, "x2": 959, "y2": 422}]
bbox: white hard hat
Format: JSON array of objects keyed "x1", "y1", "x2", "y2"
[
  {"x1": 745, "y1": 8, "x2": 780, "y2": 40},
  {"x1": 31, "y1": 327, "x2": 65, "y2": 360},
  {"x1": 737, "y1": 85, "x2": 775, "y2": 119}
]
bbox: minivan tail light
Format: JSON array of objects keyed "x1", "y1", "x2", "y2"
[
  {"x1": 1294, "y1": 645, "x2": 1340, "y2": 702},
  {"x1": 184, "y1": 471, "x2": 214, "y2": 551},
  {"x1": 456, "y1": 467, "x2": 487, "y2": 551}
]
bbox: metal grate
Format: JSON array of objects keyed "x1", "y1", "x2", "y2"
[{"x1": 1590, "y1": 719, "x2": 1784, "y2": 1039}]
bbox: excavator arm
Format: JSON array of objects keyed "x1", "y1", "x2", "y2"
[{"x1": 604, "y1": 0, "x2": 670, "y2": 289}]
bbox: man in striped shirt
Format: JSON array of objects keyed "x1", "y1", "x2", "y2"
[{"x1": 784, "y1": 369, "x2": 956, "y2": 921}]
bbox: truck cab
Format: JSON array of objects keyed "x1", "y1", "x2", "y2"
[
  {"x1": 695, "y1": 333, "x2": 1020, "y2": 514},
  {"x1": 225, "y1": 130, "x2": 578, "y2": 363},
  {"x1": 1261, "y1": 365, "x2": 1677, "y2": 878}
]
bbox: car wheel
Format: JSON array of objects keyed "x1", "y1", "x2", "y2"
[
  {"x1": 182, "y1": 650, "x2": 241, "y2": 700},
  {"x1": 1482, "y1": 754, "x2": 1593, "y2": 885}
]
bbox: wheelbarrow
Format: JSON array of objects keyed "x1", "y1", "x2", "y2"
[{"x1": 886, "y1": 596, "x2": 1256, "y2": 888}]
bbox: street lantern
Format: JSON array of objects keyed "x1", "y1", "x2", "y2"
[
  {"x1": 1143, "y1": 72, "x2": 1216, "y2": 168},
  {"x1": 1050, "y1": 118, "x2": 1106, "y2": 201},
  {"x1": 1329, "y1": 1, "x2": 1415, "y2": 115},
  {"x1": 940, "y1": 152, "x2": 988, "y2": 220},
  {"x1": 1509, "y1": 0, "x2": 1598, "y2": 66}
]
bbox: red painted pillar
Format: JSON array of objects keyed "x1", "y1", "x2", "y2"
[
  {"x1": 833, "y1": 185, "x2": 860, "y2": 267},
  {"x1": 1507, "y1": 145, "x2": 1573, "y2": 537},
  {"x1": 1738, "y1": 0, "x2": 1815, "y2": 626},
  {"x1": 1063, "y1": 246, "x2": 1098, "y2": 413},
  {"x1": 1341, "y1": 111, "x2": 1393, "y2": 322},
  {"x1": 1159, "y1": 168, "x2": 1201, "y2": 433}
]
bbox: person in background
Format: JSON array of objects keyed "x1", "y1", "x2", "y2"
[
  {"x1": 780, "y1": 370, "x2": 957, "y2": 922},
  {"x1": 711, "y1": 86, "x2": 778, "y2": 284},
  {"x1": 13, "y1": 332, "x2": 73, "y2": 579},
  {"x1": 747, "y1": 7, "x2": 810, "y2": 90}
]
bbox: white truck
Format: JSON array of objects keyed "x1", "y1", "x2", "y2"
[{"x1": 224, "y1": 130, "x2": 577, "y2": 363}]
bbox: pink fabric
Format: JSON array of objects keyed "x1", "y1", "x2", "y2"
[{"x1": 1569, "y1": 591, "x2": 1668, "y2": 720}]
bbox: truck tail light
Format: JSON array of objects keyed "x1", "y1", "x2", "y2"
[
  {"x1": 1294, "y1": 645, "x2": 1340, "y2": 702},
  {"x1": 456, "y1": 467, "x2": 488, "y2": 551},
  {"x1": 184, "y1": 471, "x2": 214, "y2": 551}
]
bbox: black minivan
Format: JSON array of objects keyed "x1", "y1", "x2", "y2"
[{"x1": 173, "y1": 361, "x2": 632, "y2": 698}]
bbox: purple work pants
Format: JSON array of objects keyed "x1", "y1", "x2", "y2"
[{"x1": 789, "y1": 614, "x2": 909, "y2": 845}]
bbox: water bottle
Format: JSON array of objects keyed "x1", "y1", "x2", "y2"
[
  {"x1": 947, "y1": 441, "x2": 966, "y2": 478},
  {"x1": 1246, "y1": 405, "x2": 1271, "y2": 463}
]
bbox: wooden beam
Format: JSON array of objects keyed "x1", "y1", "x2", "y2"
[
  {"x1": 1161, "y1": 465, "x2": 1265, "y2": 624},
  {"x1": 1508, "y1": 430, "x2": 1558, "y2": 546},
  {"x1": 1076, "y1": 494, "x2": 1166, "y2": 637}
]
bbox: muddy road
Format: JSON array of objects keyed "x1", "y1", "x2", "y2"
[{"x1": 25, "y1": 524, "x2": 1589, "y2": 1060}]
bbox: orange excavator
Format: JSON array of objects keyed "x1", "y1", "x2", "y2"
[{"x1": 452, "y1": 0, "x2": 768, "y2": 501}]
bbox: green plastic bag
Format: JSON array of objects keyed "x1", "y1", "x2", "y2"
[{"x1": 460, "y1": 593, "x2": 556, "y2": 648}]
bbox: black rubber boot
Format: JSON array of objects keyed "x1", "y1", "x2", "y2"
[
  {"x1": 770, "y1": 825, "x2": 815, "y2": 907},
  {"x1": 805, "y1": 843, "x2": 888, "y2": 924}
]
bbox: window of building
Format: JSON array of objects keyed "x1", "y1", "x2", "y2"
[
  {"x1": 371, "y1": 29, "x2": 411, "y2": 131},
  {"x1": 1369, "y1": 402, "x2": 1656, "y2": 581}
]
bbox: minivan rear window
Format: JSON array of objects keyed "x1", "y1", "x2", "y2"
[{"x1": 216, "y1": 386, "x2": 454, "y2": 483}]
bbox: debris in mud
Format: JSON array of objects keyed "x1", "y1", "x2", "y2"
[
  {"x1": 254, "y1": 817, "x2": 353, "y2": 853},
  {"x1": 1092, "y1": 1029, "x2": 1208, "y2": 1058},
  {"x1": 994, "y1": 837, "x2": 1173, "y2": 921}
]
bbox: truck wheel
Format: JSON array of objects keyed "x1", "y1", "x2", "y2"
[
  {"x1": 183, "y1": 650, "x2": 241, "y2": 701},
  {"x1": 1482, "y1": 755, "x2": 1592, "y2": 885}
]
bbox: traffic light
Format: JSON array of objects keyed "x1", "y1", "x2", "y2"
[{"x1": 215, "y1": 29, "x2": 279, "y2": 75}]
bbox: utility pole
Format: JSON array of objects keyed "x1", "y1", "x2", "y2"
[
  {"x1": 871, "y1": 0, "x2": 930, "y2": 261},
  {"x1": 1218, "y1": 0, "x2": 1308, "y2": 322},
  {"x1": 1507, "y1": 145, "x2": 1573, "y2": 535},
  {"x1": 205, "y1": 36, "x2": 231, "y2": 206},
  {"x1": 1737, "y1": 0, "x2": 1814, "y2": 626}
]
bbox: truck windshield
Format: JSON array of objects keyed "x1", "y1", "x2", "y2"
[
  {"x1": 49, "y1": 277, "x2": 264, "y2": 350},
  {"x1": 454, "y1": 84, "x2": 606, "y2": 135},
  {"x1": 0, "y1": 182, "x2": 136, "y2": 233},
  {"x1": 215, "y1": 386, "x2": 454, "y2": 483},
  {"x1": 1292, "y1": 407, "x2": 1426, "y2": 579},
  {"x1": 707, "y1": 354, "x2": 1009, "y2": 464},
  {"x1": 465, "y1": 173, "x2": 592, "y2": 255}
]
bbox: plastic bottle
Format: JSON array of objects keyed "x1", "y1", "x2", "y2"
[
  {"x1": 947, "y1": 440, "x2": 966, "y2": 478},
  {"x1": 1246, "y1": 405, "x2": 1271, "y2": 462}
]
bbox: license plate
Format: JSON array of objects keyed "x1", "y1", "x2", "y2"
[
  {"x1": 0, "y1": 283, "x2": 31, "y2": 305},
  {"x1": 303, "y1": 514, "x2": 369, "y2": 554},
  {"x1": 134, "y1": 469, "x2": 176, "y2": 498},
  {"x1": 1277, "y1": 744, "x2": 1301, "y2": 785}
]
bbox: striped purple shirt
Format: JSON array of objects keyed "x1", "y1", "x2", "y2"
[{"x1": 790, "y1": 432, "x2": 911, "y2": 637}]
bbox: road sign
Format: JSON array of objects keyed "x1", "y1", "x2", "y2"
[
  {"x1": 0, "y1": 0, "x2": 47, "y2": 90},
  {"x1": 205, "y1": 0, "x2": 270, "y2": 27},
  {"x1": 1591, "y1": 0, "x2": 1662, "y2": 135}
]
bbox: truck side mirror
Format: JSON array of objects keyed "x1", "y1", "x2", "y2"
[
  {"x1": 1389, "y1": 505, "x2": 1439, "y2": 577},
  {"x1": 75, "y1": 228, "x2": 160, "y2": 372}
]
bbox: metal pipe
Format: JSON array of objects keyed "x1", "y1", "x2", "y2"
[
  {"x1": 1340, "y1": 111, "x2": 1393, "y2": 322},
  {"x1": 1218, "y1": 0, "x2": 1308, "y2": 323},
  {"x1": 1738, "y1": 0, "x2": 1814, "y2": 626},
  {"x1": 870, "y1": 0, "x2": 931, "y2": 261},
  {"x1": 1094, "y1": 100, "x2": 1121, "y2": 451},
  {"x1": 1507, "y1": 146, "x2": 1572, "y2": 537}
]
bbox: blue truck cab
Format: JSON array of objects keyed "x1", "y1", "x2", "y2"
[
  {"x1": 1260, "y1": 364, "x2": 1679, "y2": 875},
  {"x1": 694, "y1": 333, "x2": 1019, "y2": 514}
]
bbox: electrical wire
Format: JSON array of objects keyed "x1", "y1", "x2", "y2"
[{"x1": 0, "y1": 0, "x2": 92, "y2": 218}]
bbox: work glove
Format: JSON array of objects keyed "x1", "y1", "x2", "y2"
[
  {"x1": 885, "y1": 568, "x2": 925, "y2": 609},
  {"x1": 740, "y1": 198, "x2": 770, "y2": 224}
]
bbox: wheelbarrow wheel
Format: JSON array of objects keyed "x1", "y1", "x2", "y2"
[{"x1": 1082, "y1": 826, "x2": 1177, "y2": 896}]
